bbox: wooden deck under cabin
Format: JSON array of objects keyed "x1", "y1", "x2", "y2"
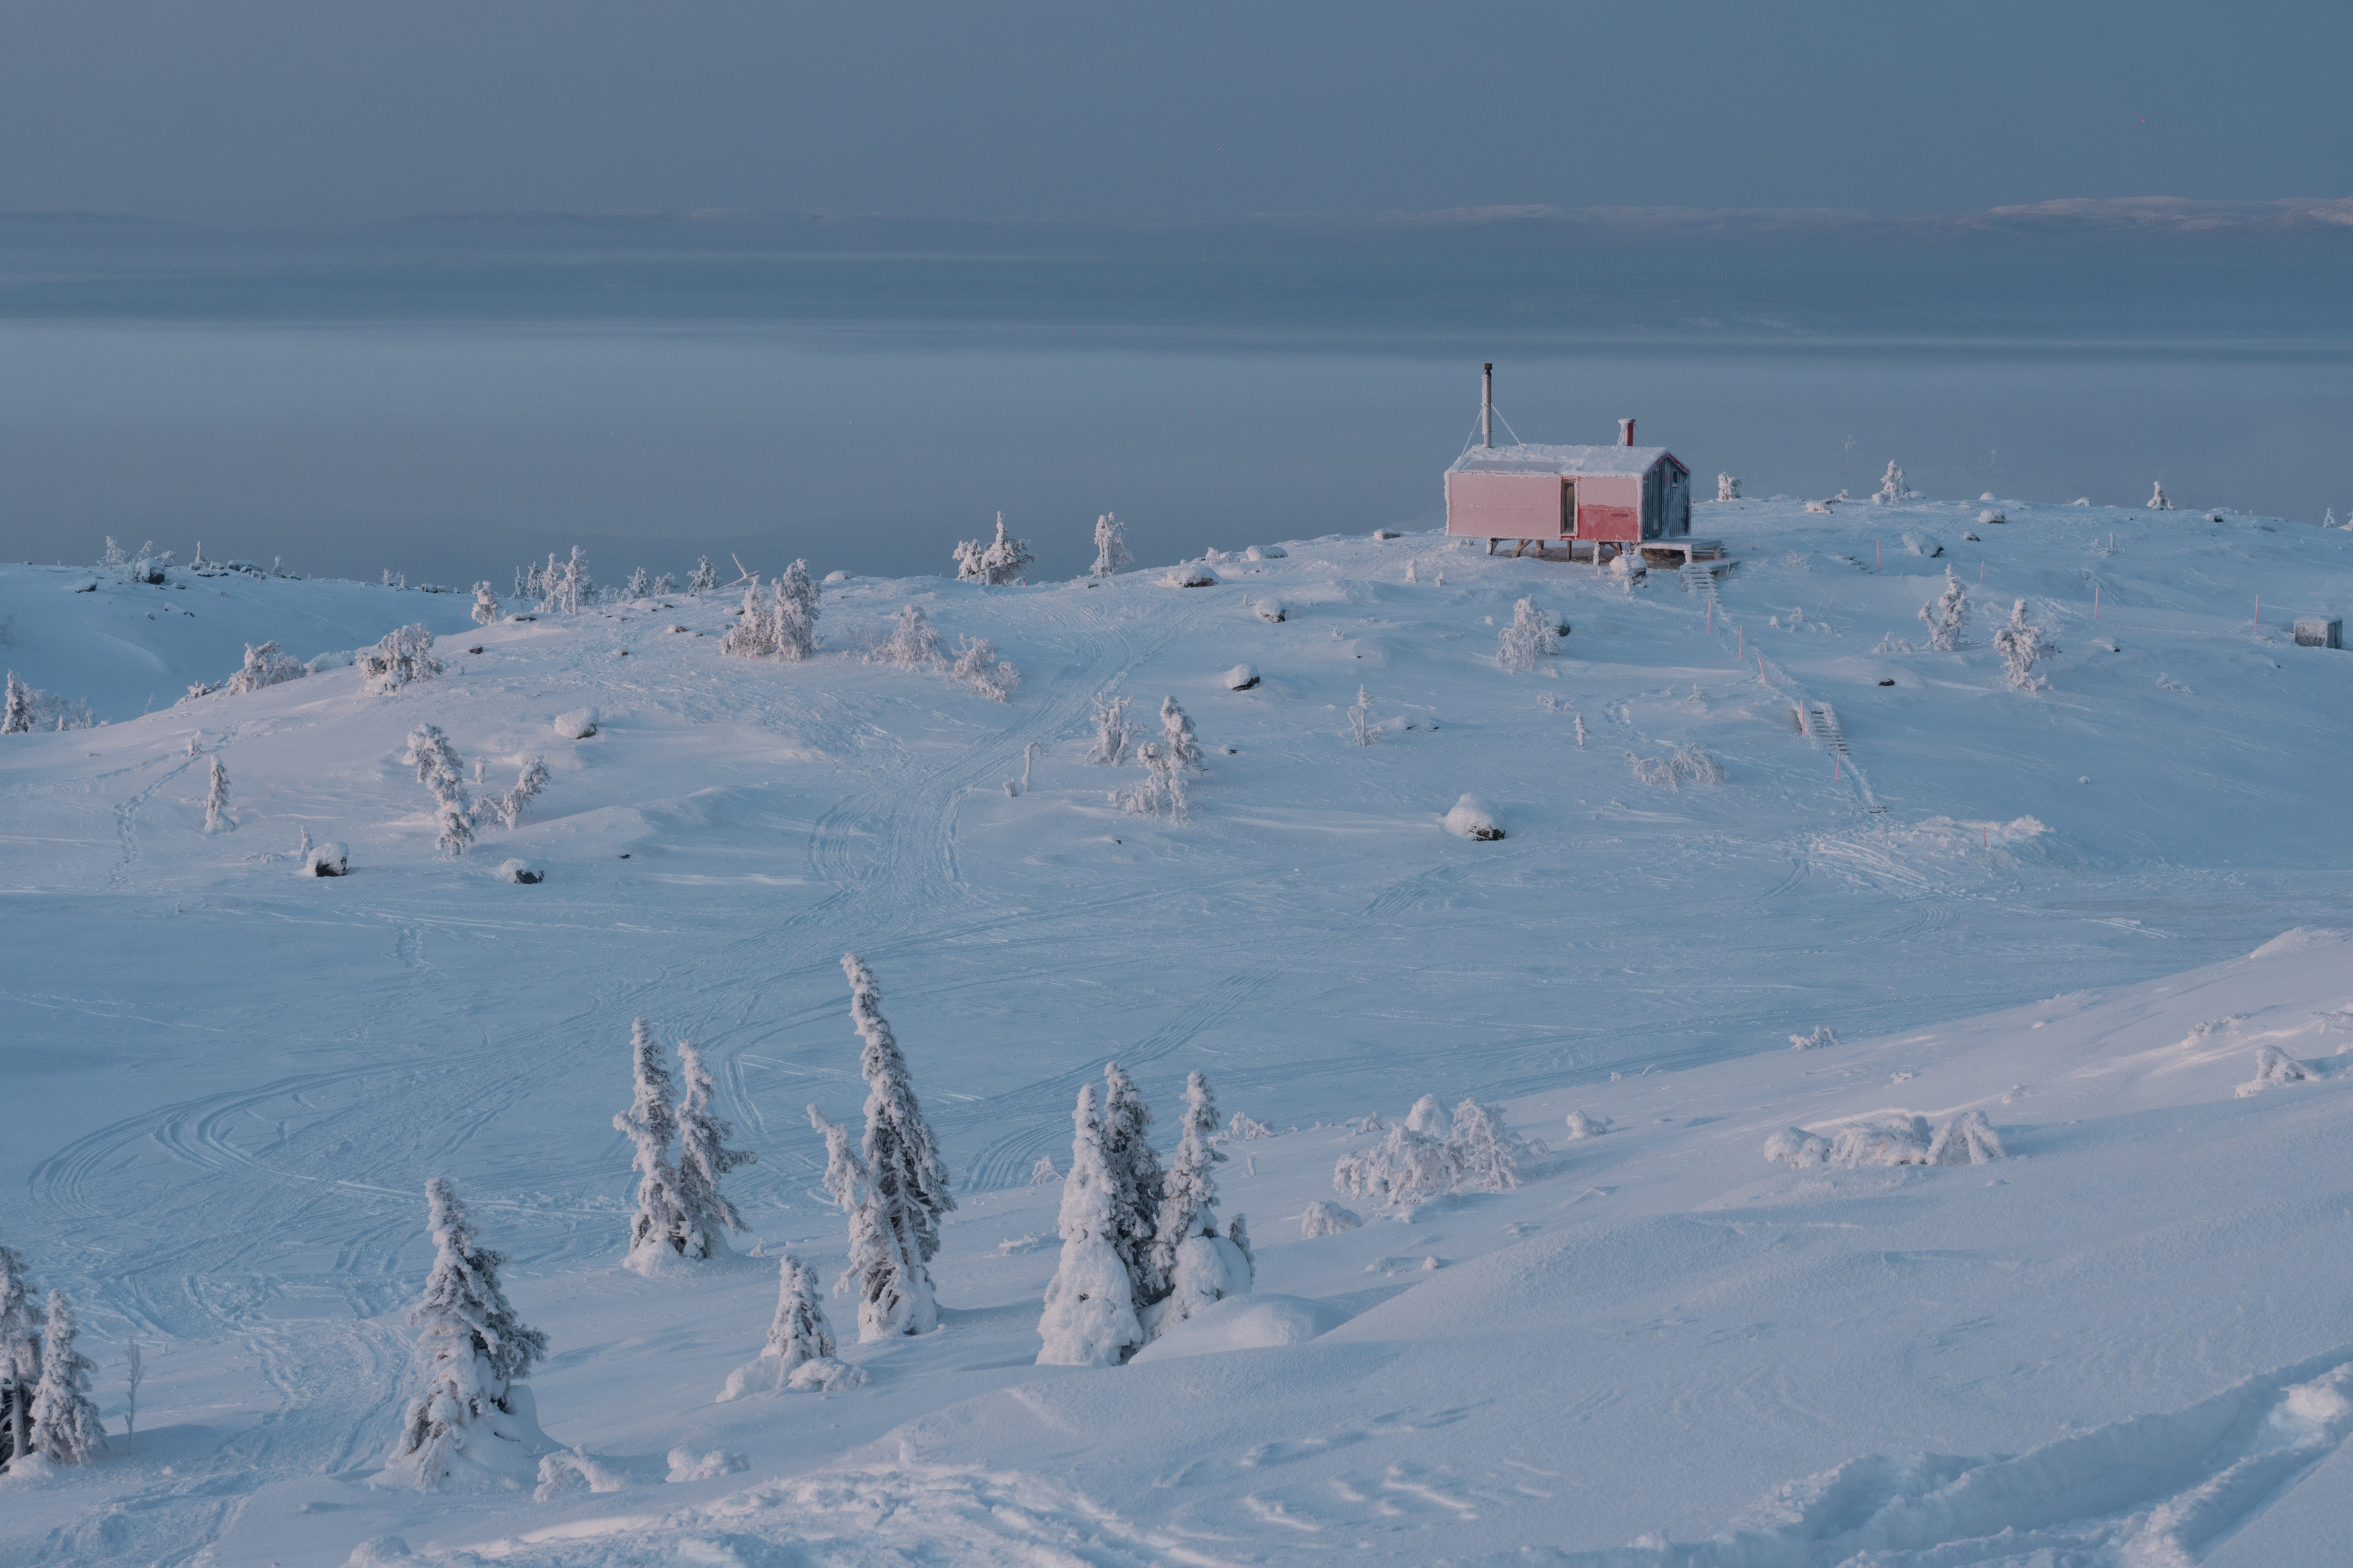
[{"x1": 1488, "y1": 536, "x2": 1729, "y2": 569}]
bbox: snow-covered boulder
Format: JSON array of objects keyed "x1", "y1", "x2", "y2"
[
  {"x1": 1166, "y1": 565, "x2": 1218, "y2": 588},
  {"x1": 1371, "y1": 529, "x2": 1399, "y2": 541},
  {"x1": 1979, "y1": 509, "x2": 2006, "y2": 525},
  {"x1": 66, "y1": 577, "x2": 97, "y2": 593},
  {"x1": 822, "y1": 570, "x2": 849, "y2": 585},
  {"x1": 1127, "y1": 1294, "x2": 1349, "y2": 1363},
  {"x1": 1225, "y1": 664, "x2": 1260, "y2": 691},
  {"x1": 1445, "y1": 794, "x2": 1504, "y2": 841},
  {"x1": 666, "y1": 1447, "x2": 748, "y2": 1483},
  {"x1": 2236, "y1": 1045, "x2": 2313, "y2": 1097},
  {"x1": 1244, "y1": 544, "x2": 1287, "y2": 561},
  {"x1": 497, "y1": 859, "x2": 545, "y2": 885},
  {"x1": 1902, "y1": 532, "x2": 1944, "y2": 557},
  {"x1": 1254, "y1": 597, "x2": 1287, "y2": 623},
  {"x1": 1299, "y1": 1200, "x2": 1361, "y2": 1238},
  {"x1": 305, "y1": 649, "x2": 355, "y2": 673},
  {"x1": 552, "y1": 708, "x2": 598, "y2": 739},
  {"x1": 304, "y1": 841, "x2": 350, "y2": 877},
  {"x1": 1562, "y1": 1110, "x2": 1612, "y2": 1140}
]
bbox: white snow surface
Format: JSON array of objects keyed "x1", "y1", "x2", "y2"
[{"x1": 3, "y1": 496, "x2": 2352, "y2": 1565}]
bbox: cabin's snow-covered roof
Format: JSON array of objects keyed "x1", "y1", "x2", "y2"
[{"x1": 1447, "y1": 443, "x2": 1675, "y2": 478}]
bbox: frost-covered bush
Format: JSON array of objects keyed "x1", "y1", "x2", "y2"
[
  {"x1": 1993, "y1": 599, "x2": 2051, "y2": 692},
  {"x1": 1918, "y1": 567, "x2": 1970, "y2": 652},
  {"x1": 1925, "y1": 1110, "x2": 2005, "y2": 1165},
  {"x1": 723, "y1": 561, "x2": 821, "y2": 661},
  {"x1": 471, "y1": 583, "x2": 501, "y2": 626},
  {"x1": 405, "y1": 724, "x2": 472, "y2": 855},
  {"x1": 624, "y1": 567, "x2": 650, "y2": 599},
  {"x1": 952, "y1": 513, "x2": 1034, "y2": 585},
  {"x1": 1226, "y1": 1111, "x2": 1272, "y2": 1141},
  {"x1": 2236, "y1": 1045, "x2": 2313, "y2": 1097},
  {"x1": 1716, "y1": 474, "x2": 1741, "y2": 501},
  {"x1": 2147, "y1": 481, "x2": 2171, "y2": 510},
  {"x1": 28, "y1": 1290, "x2": 104, "y2": 1464},
  {"x1": 1300, "y1": 1200, "x2": 1361, "y2": 1238},
  {"x1": 719, "y1": 1254, "x2": 863, "y2": 1399},
  {"x1": 1497, "y1": 597, "x2": 1559, "y2": 672},
  {"x1": 1029, "y1": 1155, "x2": 1060, "y2": 1185},
  {"x1": 359, "y1": 625, "x2": 443, "y2": 692},
  {"x1": 1158, "y1": 697, "x2": 1203, "y2": 771},
  {"x1": 225, "y1": 640, "x2": 306, "y2": 696},
  {"x1": 1562, "y1": 1110, "x2": 1611, "y2": 1140},
  {"x1": 1120, "y1": 741, "x2": 1187, "y2": 820},
  {"x1": 1447, "y1": 1101, "x2": 1531, "y2": 1192},
  {"x1": 1091, "y1": 513, "x2": 1131, "y2": 578},
  {"x1": 1789, "y1": 1026, "x2": 1840, "y2": 1050},
  {"x1": 382, "y1": 1178, "x2": 549, "y2": 1489},
  {"x1": 951, "y1": 636, "x2": 1021, "y2": 702},
  {"x1": 870, "y1": 604, "x2": 946, "y2": 669},
  {"x1": 1630, "y1": 744, "x2": 1727, "y2": 790},
  {"x1": 1085, "y1": 693, "x2": 1131, "y2": 764},
  {"x1": 1333, "y1": 1122, "x2": 1455, "y2": 1207},
  {"x1": 1765, "y1": 1111, "x2": 2004, "y2": 1169},
  {"x1": 493, "y1": 757, "x2": 550, "y2": 829},
  {"x1": 1346, "y1": 686, "x2": 1375, "y2": 746},
  {"x1": 203, "y1": 756, "x2": 234, "y2": 833},
  {"x1": 688, "y1": 556, "x2": 719, "y2": 592}
]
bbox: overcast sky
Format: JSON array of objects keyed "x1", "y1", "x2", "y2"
[{"x1": 5, "y1": 1, "x2": 2349, "y2": 226}]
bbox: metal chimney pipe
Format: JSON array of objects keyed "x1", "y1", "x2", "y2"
[
  {"x1": 1482, "y1": 364, "x2": 1494, "y2": 448},
  {"x1": 1619, "y1": 417, "x2": 1635, "y2": 447}
]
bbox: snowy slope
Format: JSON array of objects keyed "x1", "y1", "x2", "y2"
[{"x1": 0, "y1": 495, "x2": 2348, "y2": 1565}]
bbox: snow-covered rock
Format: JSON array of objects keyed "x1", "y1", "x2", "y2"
[
  {"x1": 304, "y1": 841, "x2": 350, "y2": 876},
  {"x1": 1224, "y1": 664, "x2": 1260, "y2": 691},
  {"x1": 1254, "y1": 597, "x2": 1287, "y2": 622},
  {"x1": 1127, "y1": 1294, "x2": 1350, "y2": 1362},
  {"x1": 552, "y1": 708, "x2": 598, "y2": 739},
  {"x1": 497, "y1": 859, "x2": 544, "y2": 884},
  {"x1": 1166, "y1": 565, "x2": 1218, "y2": 588},
  {"x1": 1445, "y1": 794, "x2": 1503, "y2": 840}
]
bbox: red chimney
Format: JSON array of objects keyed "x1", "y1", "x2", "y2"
[{"x1": 1619, "y1": 418, "x2": 1635, "y2": 447}]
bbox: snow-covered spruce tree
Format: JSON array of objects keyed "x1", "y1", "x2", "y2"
[
  {"x1": 0, "y1": 1232, "x2": 37, "y2": 1467},
  {"x1": 383, "y1": 1178, "x2": 549, "y2": 1489},
  {"x1": 226, "y1": 640, "x2": 305, "y2": 696},
  {"x1": 494, "y1": 757, "x2": 550, "y2": 829},
  {"x1": 952, "y1": 513, "x2": 1034, "y2": 586},
  {"x1": 684, "y1": 556, "x2": 715, "y2": 592},
  {"x1": 721, "y1": 576, "x2": 776, "y2": 658},
  {"x1": 869, "y1": 604, "x2": 946, "y2": 669},
  {"x1": 719, "y1": 1253, "x2": 864, "y2": 1397},
  {"x1": 1036, "y1": 1084, "x2": 1145, "y2": 1366},
  {"x1": 28, "y1": 1291, "x2": 103, "y2": 1464},
  {"x1": 2148, "y1": 481, "x2": 2171, "y2": 510},
  {"x1": 1346, "y1": 686, "x2": 1375, "y2": 746},
  {"x1": 774, "y1": 559, "x2": 820, "y2": 661},
  {"x1": 1100, "y1": 1063, "x2": 1167, "y2": 1305},
  {"x1": 1877, "y1": 462, "x2": 1909, "y2": 503},
  {"x1": 359, "y1": 624, "x2": 443, "y2": 692},
  {"x1": 1993, "y1": 598, "x2": 2050, "y2": 692},
  {"x1": 471, "y1": 583, "x2": 501, "y2": 627},
  {"x1": 653, "y1": 571, "x2": 678, "y2": 595},
  {"x1": 2, "y1": 672, "x2": 32, "y2": 735},
  {"x1": 1090, "y1": 513, "x2": 1131, "y2": 578},
  {"x1": 625, "y1": 567, "x2": 650, "y2": 599},
  {"x1": 1148, "y1": 1071, "x2": 1251, "y2": 1335},
  {"x1": 404, "y1": 724, "x2": 473, "y2": 855},
  {"x1": 951, "y1": 636, "x2": 1020, "y2": 702},
  {"x1": 1716, "y1": 474, "x2": 1741, "y2": 501},
  {"x1": 674, "y1": 1040, "x2": 755, "y2": 1255},
  {"x1": 1333, "y1": 1120, "x2": 1456, "y2": 1208},
  {"x1": 203, "y1": 756, "x2": 233, "y2": 833},
  {"x1": 842, "y1": 954, "x2": 957, "y2": 1339},
  {"x1": 1086, "y1": 694, "x2": 1131, "y2": 765},
  {"x1": 1119, "y1": 741, "x2": 1187, "y2": 820},
  {"x1": 1918, "y1": 566, "x2": 1970, "y2": 652},
  {"x1": 614, "y1": 1020, "x2": 694, "y2": 1271},
  {"x1": 1497, "y1": 597, "x2": 1559, "y2": 672},
  {"x1": 1447, "y1": 1100, "x2": 1532, "y2": 1193},
  {"x1": 1159, "y1": 696, "x2": 1203, "y2": 771}
]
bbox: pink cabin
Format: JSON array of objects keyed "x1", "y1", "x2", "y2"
[{"x1": 1446, "y1": 422, "x2": 1715, "y2": 566}]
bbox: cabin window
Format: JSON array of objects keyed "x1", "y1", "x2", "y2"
[{"x1": 1561, "y1": 480, "x2": 1577, "y2": 536}]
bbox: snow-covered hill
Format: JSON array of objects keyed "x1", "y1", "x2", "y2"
[{"x1": 1, "y1": 494, "x2": 2348, "y2": 1565}]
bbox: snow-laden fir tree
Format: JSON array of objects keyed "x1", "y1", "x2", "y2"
[
  {"x1": 653, "y1": 571, "x2": 678, "y2": 594},
  {"x1": 1090, "y1": 513, "x2": 1131, "y2": 577},
  {"x1": 673, "y1": 1040, "x2": 754, "y2": 1257},
  {"x1": 405, "y1": 724, "x2": 473, "y2": 855},
  {"x1": 226, "y1": 640, "x2": 305, "y2": 696},
  {"x1": 1447, "y1": 1100, "x2": 1531, "y2": 1192},
  {"x1": 1119, "y1": 741, "x2": 1187, "y2": 819},
  {"x1": 1877, "y1": 462, "x2": 1909, "y2": 503},
  {"x1": 625, "y1": 567, "x2": 650, "y2": 599},
  {"x1": 0, "y1": 1231, "x2": 36, "y2": 1467},
  {"x1": 2147, "y1": 481, "x2": 2171, "y2": 510},
  {"x1": 952, "y1": 513, "x2": 1035, "y2": 585},
  {"x1": 719, "y1": 1253, "x2": 864, "y2": 1398},
  {"x1": 869, "y1": 604, "x2": 946, "y2": 669},
  {"x1": 1346, "y1": 685, "x2": 1375, "y2": 746},
  {"x1": 383, "y1": 1178, "x2": 549, "y2": 1488},
  {"x1": 493, "y1": 757, "x2": 550, "y2": 829},
  {"x1": 359, "y1": 624, "x2": 442, "y2": 692},
  {"x1": 1333, "y1": 1120, "x2": 1456, "y2": 1208},
  {"x1": 951, "y1": 635, "x2": 1020, "y2": 702},
  {"x1": 684, "y1": 556, "x2": 715, "y2": 591},
  {"x1": 1497, "y1": 597, "x2": 1559, "y2": 672},
  {"x1": 1158, "y1": 696, "x2": 1203, "y2": 771},
  {"x1": 614, "y1": 1020, "x2": 695, "y2": 1272},
  {"x1": 1, "y1": 672, "x2": 31, "y2": 735},
  {"x1": 1086, "y1": 694, "x2": 1131, "y2": 764},
  {"x1": 774, "y1": 559, "x2": 820, "y2": 661},
  {"x1": 842, "y1": 954, "x2": 957, "y2": 1339},
  {"x1": 1148, "y1": 1071, "x2": 1252, "y2": 1335},
  {"x1": 1716, "y1": 473, "x2": 1741, "y2": 501},
  {"x1": 720, "y1": 575, "x2": 774, "y2": 657},
  {"x1": 1918, "y1": 566, "x2": 1970, "y2": 651},
  {"x1": 1099, "y1": 1063, "x2": 1167, "y2": 1304},
  {"x1": 204, "y1": 756, "x2": 233, "y2": 833},
  {"x1": 471, "y1": 582, "x2": 502, "y2": 626},
  {"x1": 1035, "y1": 1084, "x2": 1144, "y2": 1366},
  {"x1": 1993, "y1": 598, "x2": 2050, "y2": 692},
  {"x1": 28, "y1": 1291, "x2": 103, "y2": 1464}
]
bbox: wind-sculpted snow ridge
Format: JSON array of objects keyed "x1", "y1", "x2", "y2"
[
  {"x1": 405, "y1": 1462, "x2": 1197, "y2": 1567},
  {"x1": 1529, "y1": 1350, "x2": 2353, "y2": 1568}
]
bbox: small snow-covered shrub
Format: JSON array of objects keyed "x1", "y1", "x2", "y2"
[
  {"x1": 1085, "y1": 693, "x2": 1131, "y2": 765},
  {"x1": 307, "y1": 649, "x2": 355, "y2": 674},
  {"x1": 497, "y1": 859, "x2": 543, "y2": 884},
  {"x1": 1405, "y1": 1095, "x2": 1449, "y2": 1137},
  {"x1": 1918, "y1": 567, "x2": 1970, "y2": 651},
  {"x1": 552, "y1": 709, "x2": 598, "y2": 739},
  {"x1": 2147, "y1": 481, "x2": 2171, "y2": 510},
  {"x1": 358, "y1": 625, "x2": 442, "y2": 692},
  {"x1": 494, "y1": 757, "x2": 550, "y2": 829},
  {"x1": 1166, "y1": 564, "x2": 1218, "y2": 588},
  {"x1": 624, "y1": 567, "x2": 651, "y2": 600},
  {"x1": 869, "y1": 604, "x2": 946, "y2": 669},
  {"x1": 1255, "y1": 597, "x2": 1287, "y2": 622},
  {"x1": 1226, "y1": 1112, "x2": 1272, "y2": 1141},
  {"x1": 719, "y1": 1253, "x2": 863, "y2": 1399},
  {"x1": 1716, "y1": 473, "x2": 1741, "y2": 501},
  {"x1": 1, "y1": 671, "x2": 95, "y2": 733},
  {"x1": 1789, "y1": 1026, "x2": 1840, "y2": 1050},
  {"x1": 688, "y1": 556, "x2": 719, "y2": 592},
  {"x1": 1925, "y1": 1110, "x2": 2005, "y2": 1165},
  {"x1": 1993, "y1": 599, "x2": 2051, "y2": 692},
  {"x1": 203, "y1": 757, "x2": 234, "y2": 833},
  {"x1": 1300, "y1": 1200, "x2": 1361, "y2": 1238},
  {"x1": 1497, "y1": 596, "x2": 1559, "y2": 672},
  {"x1": 1345, "y1": 686, "x2": 1375, "y2": 746},
  {"x1": 1829, "y1": 1115, "x2": 1934, "y2": 1167},
  {"x1": 952, "y1": 513, "x2": 1034, "y2": 585},
  {"x1": 1119, "y1": 741, "x2": 1187, "y2": 820},
  {"x1": 225, "y1": 640, "x2": 306, "y2": 696},
  {"x1": 1763, "y1": 1126, "x2": 1831, "y2": 1167},
  {"x1": 1562, "y1": 1110, "x2": 1611, "y2": 1140},
  {"x1": 2236, "y1": 1045, "x2": 2313, "y2": 1097},
  {"x1": 1447, "y1": 1101, "x2": 1531, "y2": 1192},
  {"x1": 1333, "y1": 1122, "x2": 1454, "y2": 1207},
  {"x1": 1090, "y1": 513, "x2": 1131, "y2": 578},
  {"x1": 951, "y1": 636, "x2": 1021, "y2": 702},
  {"x1": 1333, "y1": 1096, "x2": 1533, "y2": 1206},
  {"x1": 1630, "y1": 744, "x2": 1727, "y2": 790},
  {"x1": 1764, "y1": 1112, "x2": 2003, "y2": 1169},
  {"x1": 1225, "y1": 664, "x2": 1259, "y2": 691},
  {"x1": 1029, "y1": 1156, "x2": 1060, "y2": 1186},
  {"x1": 305, "y1": 840, "x2": 350, "y2": 876},
  {"x1": 1445, "y1": 794, "x2": 1503, "y2": 840},
  {"x1": 666, "y1": 1447, "x2": 747, "y2": 1482},
  {"x1": 533, "y1": 1449, "x2": 628, "y2": 1501}
]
